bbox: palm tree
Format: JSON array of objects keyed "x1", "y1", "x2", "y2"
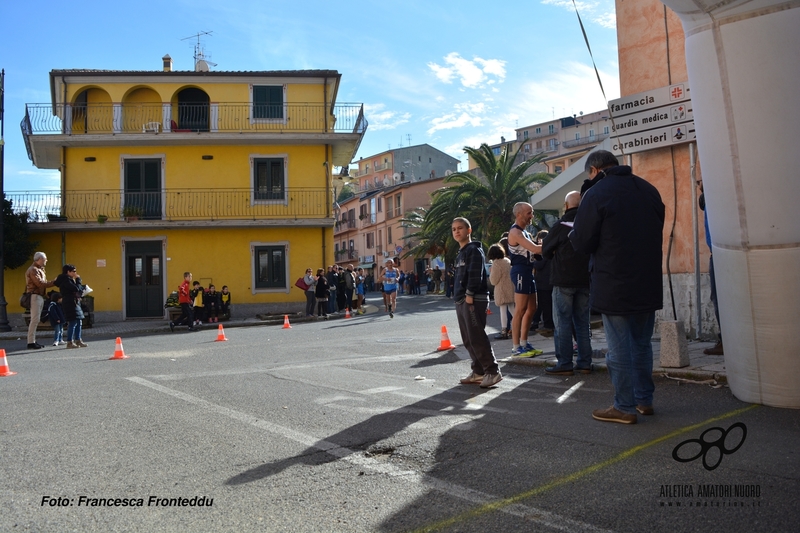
[{"x1": 401, "y1": 143, "x2": 552, "y2": 261}]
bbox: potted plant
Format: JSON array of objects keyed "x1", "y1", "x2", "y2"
[
  {"x1": 122, "y1": 205, "x2": 143, "y2": 221},
  {"x1": 97, "y1": 214, "x2": 108, "y2": 223}
]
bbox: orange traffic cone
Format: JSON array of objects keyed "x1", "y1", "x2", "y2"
[
  {"x1": 486, "y1": 306, "x2": 493, "y2": 315},
  {"x1": 345, "y1": 308, "x2": 352, "y2": 318},
  {"x1": 215, "y1": 323, "x2": 228, "y2": 342},
  {"x1": 109, "y1": 337, "x2": 129, "y2": 360},
  {"x1": 0, "y1": 350, "x2": 17, "y2": 377},
  {"x1": 282, "y1": 315, "x2": 292, "y2": 329},
  {"x1": 437, "y1": 325, "x2": 455, "y2": 351}
]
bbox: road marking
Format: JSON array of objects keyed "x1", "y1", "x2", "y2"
[
  {"x1": 126, "y1": 376, "x2": 611, "y2": 533},
  {"x1": 556, "y1": 381, "x2": 585, "y2": 404},
  {"x1": 411, "y1": 403, "x2": 760, "y2": 533},
  {"x1": 359, "y1": 386, "x2": 406, "y2": 394}
]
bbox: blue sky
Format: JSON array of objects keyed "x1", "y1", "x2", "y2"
[{"x1": 0, "y1": 0, "x2": 619, "y2": 191}]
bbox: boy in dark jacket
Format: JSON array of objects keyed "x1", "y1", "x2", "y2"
[
  {"x1": 204, "y1": 285, "x2": 222, "y2": 323},
  {"x1": 48, "y1": 292, "x2": 67, "y2": 346},
  {"x1": 452, "y1": 217, "x2": 501, "y2": 388},
  {"x1": 220, "y1": 285, "x2": 232, "y2": 319}
]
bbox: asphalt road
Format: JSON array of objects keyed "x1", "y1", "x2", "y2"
[{"x1": 2, "y1": 295, "x2": 798, "y2": 532}]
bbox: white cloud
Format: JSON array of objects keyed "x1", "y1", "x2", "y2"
[
  {"x1": 427, "y1": 53, "x2": 506, "y2": 89},
  {"x1": 364, "y1": 103, "x2": 411, "y2": 131},
  {"x1": 541, "y1": 0, "x2": 616, "y2": 29}
]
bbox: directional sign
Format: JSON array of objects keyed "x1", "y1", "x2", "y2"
[
  {"x1": 611, "y1": 102, "x2": 693, "y2": 137},
  {"x1": 609, "y1": 83, "x2": 691, "y2": 118},
  {"x1": 611, "y1": 122, "x2": 696, "y2": 155}
]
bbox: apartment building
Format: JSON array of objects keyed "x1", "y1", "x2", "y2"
[{"x1": 8, "y1": 56, "x2": 366, "y2": 323}]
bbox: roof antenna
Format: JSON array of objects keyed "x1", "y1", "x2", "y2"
[{"x1": 181, "y1": 31, "x2": 217, "y2": 71}]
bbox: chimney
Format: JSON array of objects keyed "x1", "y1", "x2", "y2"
[{"x1": 162, "y1": 54, "x2": 173, "y2": 72}]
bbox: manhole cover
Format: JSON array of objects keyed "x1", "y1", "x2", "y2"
[{"x1": 377, "y1": 338, "x2": 414, "y2": 343}]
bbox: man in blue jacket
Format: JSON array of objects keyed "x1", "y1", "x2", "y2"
[
  {"x1": 452, "y1": 217, "x2": 501, "y2": 388},
  {"x1": 570, "y1": 150, "x2": 665, "y2": 424}
]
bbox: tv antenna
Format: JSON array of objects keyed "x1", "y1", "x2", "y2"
[{"x1": 181, "y1": 31, "x2": 217, "y2": 70}]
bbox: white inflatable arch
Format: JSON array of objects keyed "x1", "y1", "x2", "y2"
[{"x1": 658, "y1": 0, "x2": 800, "y2": 407}]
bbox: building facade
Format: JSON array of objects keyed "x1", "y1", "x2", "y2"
[
  {"x1": 333, "y1": 144, "x2": 458, "y2": 280},
  {"x1": 7, "y1": 58, "x2": 366, "y2": 324}
]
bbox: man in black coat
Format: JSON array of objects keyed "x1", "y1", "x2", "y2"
[
  {"x1": 542, "y1": 191, "x2": 593, "y2": 375},
  {"x1": 570, "y1": 150, "x2": 665, "y2": 425}
]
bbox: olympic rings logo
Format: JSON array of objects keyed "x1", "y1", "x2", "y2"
[{"x1": 672, "y1": 422, "x2": 747, "y2": 471}]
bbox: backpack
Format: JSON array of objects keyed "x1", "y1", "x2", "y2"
[
  {"x1": 164, "y1": 291, "x2": 180, "y2": 309},
  {"x1": 40, "y1": 302, "x2": 51, "y2": 324}
]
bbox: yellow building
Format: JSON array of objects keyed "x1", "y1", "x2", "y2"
[{"x1": 9, "y1": 57, "x2": 366, "y2": 323}]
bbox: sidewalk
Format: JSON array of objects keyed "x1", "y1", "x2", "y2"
[{"x1": 498, "y1": 322, "x2": 727, "y2": 383}]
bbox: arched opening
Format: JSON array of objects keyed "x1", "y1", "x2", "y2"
[
  {"x1": 71, "y1": 87, "x2": 112, "y2": 134},
  {"x1": 177, "y1": 87, "x2": 210, "y2": 132}
]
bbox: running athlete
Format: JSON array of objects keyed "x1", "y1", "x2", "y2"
[
  {"x1": 382, "y1": 259, "x2": 399, "y2": 318},
  {"x1": 508, "y1": 202, "x2": 543, "y2": 356}
]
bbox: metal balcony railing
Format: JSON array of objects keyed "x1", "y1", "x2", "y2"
[
  {"x1": 561, "y1": 134, "x2": 609, "y2": 149},
  {"x1": 374, "y1": 162, "x2": 392, "y2": 171},
  {"x1": 5, "y1": 188, "x2": 331, "y2": 223},
  {"x1": 22, "y1": 102, "x2": 367, "y2": 135}
]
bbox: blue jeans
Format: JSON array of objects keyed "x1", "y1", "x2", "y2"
[
  {"x1": 67, "y1": 318, "x2": 82, "y2": 343},
  {"x1": 328, "y1": 289, "x2": 337, "y2": 314},
  {"x1": 602, "y1": 312, "x2": 656, "y2": 414},
  {"x1": 552, "y1": 287, "x2": 592, "y2": 370}
]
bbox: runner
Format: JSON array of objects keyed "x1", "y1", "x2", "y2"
[{"x1": 382, "y1": 259, "x2": 399, "y2": 318}]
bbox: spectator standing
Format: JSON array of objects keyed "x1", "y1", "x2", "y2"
[
  {"x1": 570, "y1": 150, "x2": 665, "y2": 424},
  {"x1": 204, "y1": 285, "x2": 222, "y2": 323},
  {"x1": 542, "y1": 191, "x2": 593, "y2": 375},
  {"x1": 25, "y1": 251, "x2": 55, "y2": 349},
  {"x1": 355, "y1": 267, "x2": 366, "y2": 314},
  {"x1": 54, "y1": 264, "x2": 88, "y2": 348},
  {"x1": 336, "y1": 266, "x2": 347, "y2": 312},
  {"x1": 344, "y1": 265, "x2": 356, "y2": 312},
  {"x1": 48, "y1": 292, "x2": 67, "y2": 346},
  {"x1": 488, "y1": 244, "x2": 515, "y2": 340},
  {"x1": 432, "y1": 266, "x2": 443, "y2": 294},
  {"x1": 191, "y1": 281, "x2": 205, "y2": 325},
  {"x1": 314, "y1": 268, "x2": 330, "y2": 318},
  {"x1": 531, "y1": 230, "x2": 555, "y2": 335},
  {"x1": 452, "y1": 217, "x2": 501, "y2": 388},
  {"x1": 326, "y1": 266, "x2": 339, "y2": 315},
  {"x1": 170, "y1": 272, "x2": 195, "y2": 331},
  {"x1": 304, "y1": 268, "x2": 317, "y2": 316}
]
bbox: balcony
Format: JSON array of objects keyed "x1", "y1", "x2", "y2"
[
  {"x1": 561, "y1": 134, "x2": 609, "y2": 149},
  {"x1": 5, "y1": 188, "x2": 332, "y2": 228},
  {"x1": 21, "y1": 102, "x2": 368, "y2": 169},
  {"x1": 374, "y1": 162, "x2": 392, "y2": 171},
  {"x1": 334, "y1": 219, "x2": 357, "y2": 234},
  {"x1": 519, "y1": 127, "x2": 558, "y2": 141}
]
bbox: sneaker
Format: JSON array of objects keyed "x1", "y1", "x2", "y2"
[
  {"x1": 537, "y1": 328, "x2": 554, "y2": 337},
  {"x1": 53, "y1": 342, "x2": 59, "y2": 346},
  {"x1": 459, "y1": 372, "x2": 484, "y2": 385},
  {"x1": 545, "y1": 366, "x2": 574, "y2": 376},
  {"x1": 636, "y1": 405, "x2": 654, "y2": 416},
  {"x1": 76, "y1": 340, "x2": 88, "y2": 348},
  {"x1": 592, "y1": 406, "x2": 637, "y2": 424},
  {"x1": 389, "y1": 305, "x2": 394, "y2": 318},
  {"x1": 66, "y1": 342, "x2": 78, "y2": 349},
  {"x1": 480, "y1": 372, "x2": 503, "y2": 388},
  {"x1": 521, "y1": 343, "x2": 543, "y2": 356},
  {"x1": 511, "y1": 346, "x2": 529, "y2": 357},
  {"x1": 169, "y1": 321, "x2": 175, "y2": 333},
  {"x1": 494, "y1": 329, "x2": 509, "y2": 340},
  {"x1": 58, "y1": 341, "x2": 66, "y2": 346}
]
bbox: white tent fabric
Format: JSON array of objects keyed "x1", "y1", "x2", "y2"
[
  {"x1": 660, "y1": 0, "x2": 800, "y2": 408},
  {"x1": 529, "y1": 138, "x2": 613, "y2": 210}
]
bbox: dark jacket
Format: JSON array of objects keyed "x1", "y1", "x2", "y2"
[
  {"x1": 542, "y1": 207, "x2": 591, "y2": 288},
  {"x1": 569, "y1": 165, "x2": 665, "y2": 315},
  {"x1": 48, "y1": 299, "x2": 67, "y2": 327},
  {"x1": 204, "y1": 290, "x2": 221, "y2": 309},
  {"x1": 315, "y1": 275, "x2": 330, "y2": 299},
  {"x1": 54, "y1": 274, "x2": 85, "y2": 322},
  {"x1": 531, "y1": 254, "x2": 552, "y2": 291},
  {"x1": 453, "y1": 241, "x2": 489, "y2": 303}
]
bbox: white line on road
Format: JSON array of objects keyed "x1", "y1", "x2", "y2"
[
  {"x1": 126, "y1": 376, "x2": 614, "y2": 533},
  {"x1": 556, "y1": 381, "x2": 585, "y2": 404}
]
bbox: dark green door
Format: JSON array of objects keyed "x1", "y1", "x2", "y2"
[
  {"x1": 126, "y1": 241, "x2": 164, "y2": 318},
  {"x1": 124, "y1": 159, "x2": 161, "y2": 219}
]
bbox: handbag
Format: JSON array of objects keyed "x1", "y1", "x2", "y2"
[
  {"x1": 20, "y1": 292, "x2": 32, "y2": 309},
  {"x1": 295, "y1": 277, "x2": 309, "y2": 291}
]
